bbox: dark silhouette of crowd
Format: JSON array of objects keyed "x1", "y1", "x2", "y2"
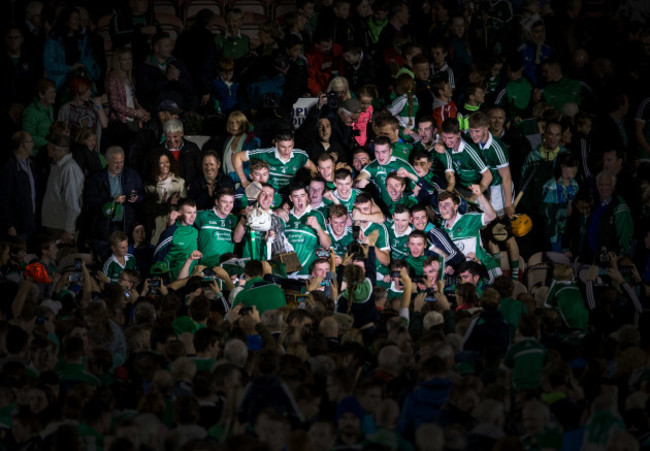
[{"x1": 1, "y1": 0, "x2": 650, "y2": 450}]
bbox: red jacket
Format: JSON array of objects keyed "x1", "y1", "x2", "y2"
[{"x1": 306, "y1": 43, "x2": 344, "y2": 95}]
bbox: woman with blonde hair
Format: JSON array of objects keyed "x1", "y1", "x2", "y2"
[
  {"x1": 222, "y1": 110, "x2": 260, "y2": 183},
  {"x1": 327, "y1": 76, "x2": 352, "y2": 102},
  {"x1": 105, "y1": 47, "x2": 150, "y2": 127}
]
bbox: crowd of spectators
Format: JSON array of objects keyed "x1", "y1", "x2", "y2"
[{"x1": 1, "y1": 0, "x2": 650, "y2": 450}]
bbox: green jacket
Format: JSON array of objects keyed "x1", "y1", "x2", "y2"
[{"x1": 22, "y1": 99, "x2": 54, "y2": 151}]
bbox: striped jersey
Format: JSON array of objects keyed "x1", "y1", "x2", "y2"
[{"x1": 246, "y1": 147, "x2": 309, "y2": 189}]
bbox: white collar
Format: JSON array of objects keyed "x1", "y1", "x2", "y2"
[
  {"x1": 450, "y1": 138, "x2": 467, "y2": 154},
  {"x1": 334, "y1": 189, "x2": 352, "y2": 201},
  {"x1": 290, "y1": 205, "x2": 312, "y2": 219},
  {"x1": 274, "y1": 147, "x2": 292, "y2": 163},
  {"x1": 444, "y1": 212, "x2": 462, "y2": 230},
  {"x1": 212, "y1": 207, "x2": 228, "y2": 219},
  {"x1": 479, "y1": 132, "x2": 494, "y2": 150},
  {"x1": 391, "y1": 222, "x2": 412, "y2": 237}
]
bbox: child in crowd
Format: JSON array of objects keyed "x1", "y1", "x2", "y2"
[
  {"x1": 353, "y1": 84, "x2": 377, "y2": 147},
  {"x1": 542, "y1": 153, "x2": 579, "y2": 253},
  {"x1": 457, "y1": 83, "x2": 485, "y2": 131},
  {"x1": 103, "y1": 231, "x2": 137, "y2": 283},
  {"x1": 388, "y1": 74, "x2": 419, "y2": 132},
  {"x1": 212, "y1": 57, "x2": 239, "y2": 115}
]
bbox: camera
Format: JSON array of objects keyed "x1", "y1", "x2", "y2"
[
  {"x1": 203, "y1": 267, "x2": 215, "y2": 276},
  {"x1": 149, "y1": 279, "x2": 161, "y2": 287},
  {"x1": 326, "y1": 91, "x2": 341, "y2": 109},
  {"x1": 316, "y1": 248, "x2": 330, "y2": 259},
  {"x1": 69, "y1": 272, "x2": 83, "y2": 282},
  {"x1": 620, "y1": 266, "x2": 632, "y2": 277},
  {"x1": 74, "y1": 258, "x2": 82, "y2": 271},
  {"x1": 239, "y1": 306, "x2": 253, "y2": 315},
  {"x1": 391, "y1": 271, "x2": 401, "y2": 278},
  {"x1": 425, "y1": 287, "x2": 437, "y2": 302},
  {"x1": 598, "y1": 247, "x2": 610, "y2": 269},
  {"x1": 347, "y1": 226, "x2": 365, "y2": 260},
  {"x1": 128, "y1": 190, "x2": 137, "y2": 201},
  {"x1": 35, "y1": 317, "x2": 47, "y2": 326}
]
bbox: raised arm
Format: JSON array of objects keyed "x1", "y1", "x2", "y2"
[{"x1": 233, "y1": 151, "x2": 251, "y2": 188}]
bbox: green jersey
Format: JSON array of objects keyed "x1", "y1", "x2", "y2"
[
  {"x1": 474, "y1": 132, "x2": 509, "y2": 186},
  {"x1": 447, "y1": 138, "x2": 489, "y2": 187},
  {"x1": 333, "y1": 188, "x2": 362, "y2": 214},
  {"x1": 504, "y1": 337, "x2": 547, "y2": 389},
  {"x1": 232, "y1": 276, "x2": 287, "y2": 314},
  {"x1": 405, "y1": 254, "x2": 427, "y2": 276},
  {"x1": 154, "y1": 223, "x2": 199, "y2": 280},
  {"x1": 285, "y1": 206, "x2": 329, "y2": 275},
  {"x1": 385, "y1": 219, "x2": 413, "y2": 261},
  {"x1": 386, "y1": 195, "x2": 418, "y2": 215},
  {"x1": 360, "y1": 221, "x2": 391, "y2": 279},
  {"x1": 442, "y1": 212, "x2": 498, "y2": 271},
  {"x1": 542, "y1": 76, "x2": 581, "y2": 112},
  {"x1": 195, "y1": 208, "x2": 237, "y2": 267},
  {"x1": 311, "y1": 200, "x2": 330, "y2": 219},
  {"x1": 328, "y1": 224, "x2": 354, "y2": 258},
  {"x1": 391, "y1": 141, "x2": 413, "y2": 160},
  {"x1": 102, "y1": 254, "x2": 137, "y2": 283},
  {"x1": 246, "y1": 147, "x2": 309, "y2": 189},
  {"x1": 361, "y1": 156, "x2": 418, "y2": 207}
]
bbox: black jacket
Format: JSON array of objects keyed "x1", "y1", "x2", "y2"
[
  {"x1": 0, "y1": 153, "x2": 37, "y2": 239},
  {"x1": 151, "y1": 139, "x2": 203, "y2": 186},
  {"x1": 188, "y1": 172, "x2": 235, "y2": 211},
  {"x1": 84, "y1": 167, "x2": 145, "y2": 240},
  {"x1": 136, "y1": 55, "x2": 197, "y2": 112}
]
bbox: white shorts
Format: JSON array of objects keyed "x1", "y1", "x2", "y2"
[{"x1": 489, "y1": 183, "x2": 515, "y2": 216}]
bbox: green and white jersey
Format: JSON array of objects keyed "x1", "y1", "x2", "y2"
[
  {"x1": 327, "y1": 224, "x2": 354, "y2": 258},
  {"x1": 333, "y1": 188, "x2": 362, "y2": 214},
  {"x1": 385, "y1": 218, "x2": 412, "y2": 261},
  {"x1": 386, "y1": 195, "x2": 418, "y2": 215},
  {"x1": 432, "y1": 148, "x2": 454, "y2": 177},
  {"x1": 195, "y1": 208, "x2": 237, "y2": 267},
  {"x1": 359, "y1": 221, "x2": 391, "y2": 278},
  {"x1": 103, "y1": 254, "x2": 137, "y2": 283},
  {"x1": 246, "y1": 147, "x2": 309, "y2": 189},
  {"x1": 442, "y1": 212, "x2": 498, "y2": 271},
  {"x1": 447, "y1": 138, "x2": 489, "y2": 187},
  {"x1": 311, "y1": 200, "x2": 330, "y2": 219},
  {"x1": 285, "y1": 206, "x2": 329, "y2": 275},
  {"x1": 361, "y1": 156, "x2": 418, "y2": 206},
  {"x1": 154, "y1": 224, "x2": 199, "y2": 280},
  {"x1": 391, "y1": 141, "x2": 413, "y2": 161},
  {"x1": 474, "y1": 132, "x2": 509, "y2": 186},
  {"x1": 236, "y1": 191, "x2": 283, "y2": 211}
]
